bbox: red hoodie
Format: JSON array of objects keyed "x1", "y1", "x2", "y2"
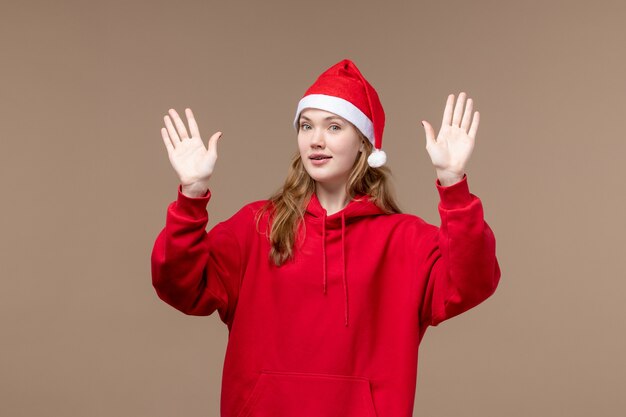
[{"x1": 151, "y1": 173, "x2": 501, "y2": 417}]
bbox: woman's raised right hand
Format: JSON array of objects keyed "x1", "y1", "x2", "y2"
[{"x1": 160, "y1": 108, "x2": 222, "y2": 197}]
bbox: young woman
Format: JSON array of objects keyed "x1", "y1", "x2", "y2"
[{"x1": 152, "y1": 59, "x2": 501, "y2": 417}]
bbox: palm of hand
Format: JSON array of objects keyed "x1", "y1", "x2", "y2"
[
  {"x1": 427, "y1": 123, "x2": 475, "y2": 173},
  {"x1": 160, "y1": 108, "x2": 222, "y2": 188},
  {"x1": 169, "y1": 135, "x2": 216, "y2": 185},
  {"x1": 422, "y1": 92, "x2": 480, "y2": 177}
]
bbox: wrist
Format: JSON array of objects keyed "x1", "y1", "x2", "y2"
[
  {"x1": 436, "y1": 170, "x2": 464, "y2": 187},
  {"x1": 181, "y1": 182, "x2": 210, "y2": 198}
]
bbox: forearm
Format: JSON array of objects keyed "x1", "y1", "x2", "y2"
[
  {"x1": 432, "y1": 179, "x2": 500, "y2": 323},
  {"x1": 418, "y1": 174, "x2": 501, "y2": 327},
  {"x1": 151, "y1": 198, "x2": 214, "y2": 314}
]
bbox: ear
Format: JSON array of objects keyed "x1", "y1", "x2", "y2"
[{"x1": 359, "y1": 141, "x2": 365, "y2": 152}]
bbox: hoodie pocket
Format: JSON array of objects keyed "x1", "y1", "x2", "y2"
[{"x1": 237, "y1": 370, "x2": 378, "y2": 417}]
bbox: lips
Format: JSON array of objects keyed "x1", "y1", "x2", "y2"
[{"x1": 309, "y1": 154, "x2": 332, "y2": 160}]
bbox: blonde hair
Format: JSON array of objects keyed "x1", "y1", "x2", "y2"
[{"x1": 255, "y1": 128, "x2": 402, "y2": 266}]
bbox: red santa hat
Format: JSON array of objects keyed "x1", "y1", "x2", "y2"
[{"x1": 293, "y1": 59, "x2": 387, "y2": 168}]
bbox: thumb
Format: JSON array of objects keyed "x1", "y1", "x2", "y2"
[
  {"x1": 421, "y1": 121, "x2": 436, "y2": 147},
  {"x1": 207, "y1": 131, "x2": 223, "y2": 155}
]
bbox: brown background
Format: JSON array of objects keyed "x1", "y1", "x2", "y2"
[{"x1": 1, "y1": 0, "x2": 625, "y2": 416}]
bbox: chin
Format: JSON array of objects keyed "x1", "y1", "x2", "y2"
[
  {"x1": 308, "y1": 173, "x2": 344, "y2": 187},
  {"x1": 303, "y1": 169, "x2": 326, "y2": 183},
  {"x1": 302, "y1": 160, "x2": 349, "y2": 186}
]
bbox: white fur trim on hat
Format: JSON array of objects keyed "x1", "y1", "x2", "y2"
[{"x1": 293, "y1": 94, "x2": 375, "y2": 146}]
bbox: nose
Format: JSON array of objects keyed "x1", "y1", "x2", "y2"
[{"x1": 310, "y1": 128, "x2": 325, "y2": 148}]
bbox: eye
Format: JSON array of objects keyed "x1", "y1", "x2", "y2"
[
  {"x1": 300, "y1": 123, "x2": 311, "y2": 130},
  {"x1": 329, "y1": 124, "x2": 341, "y2": 131}
]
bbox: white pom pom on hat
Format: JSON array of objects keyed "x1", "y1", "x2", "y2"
[
  {"x1": 367, "y1": 148, "x2": 387, "y2": 167},
  {"x1": 293, "y1": 59, "x2": 387, "y2": 168}
]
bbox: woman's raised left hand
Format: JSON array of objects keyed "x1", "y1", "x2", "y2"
[{"x1": 421, "y1": 92, "x2": 479, "y2": 186}]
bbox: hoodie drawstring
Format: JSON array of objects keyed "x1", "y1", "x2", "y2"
[
  {"x1": 321, "y1": 211, "x2": 349, "y2": 327},
  {"x1": 341, "y1": 212, "x2": 348, "y2": 327},
  {"x1": 322, "y1": 212, "x2": 327, "y2": 294}
]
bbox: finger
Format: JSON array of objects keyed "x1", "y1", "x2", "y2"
[
  {"x1": 460, "y1": 98, "x2": 473, "y2": 132},
  {"x1": 451, "y1": 92, "x2": 466, "y2": 127},
  {"x1": 168, "y1": 108, "x2": 190, "y2": 140},
  {"x1": 164, "y1": 114, "x2": 181, "y2": 143},
  {"x1": 161, "y1": 127, "x2": 176, "y2": 151},
  {"x1": 186, "y1": 108, "x2": 201, "y2": 138},
  {"x1": 421, "y1": 120, "x2": 436, "y2": 147},
  {"x1": 207, "y1": 131, "x2": 223, "y2": 155},
  {"x1": 468, "y1": 111, "x2": 480, "y2": 139},
  {"x1": 440, "y1": 94, "x2": 455, "y2": 128}
]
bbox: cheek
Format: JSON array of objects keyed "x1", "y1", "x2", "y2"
[
  {"x1": 337, "y1": 139, "x2": 361, "y2": 160},
  {"x1": 297, "y1": 136, "x2": 307, "y2": 155}
]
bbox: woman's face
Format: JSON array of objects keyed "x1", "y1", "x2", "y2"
[{"x1": 297, "y1": 108, "x2": 364, "y2": 189}]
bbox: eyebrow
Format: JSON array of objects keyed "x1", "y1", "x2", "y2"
[{"x1": 299, "y1": 115, "x2": 344, "y2": 122}]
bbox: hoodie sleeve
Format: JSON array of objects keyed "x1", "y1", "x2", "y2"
[
  {"x1": 416, "y1": 174, "x2": 501, "y2": 328},
  {"x1": 151, "y1": 185, "x2": 241, "y2": 326}
]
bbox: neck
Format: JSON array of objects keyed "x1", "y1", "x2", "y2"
[{"x1": 315, "y1": 182, "x2": 350, "y2": 216}]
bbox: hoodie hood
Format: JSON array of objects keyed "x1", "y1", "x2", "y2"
[{"x1": 304, "y1": 192, "x2": 385, "y2": 327}]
